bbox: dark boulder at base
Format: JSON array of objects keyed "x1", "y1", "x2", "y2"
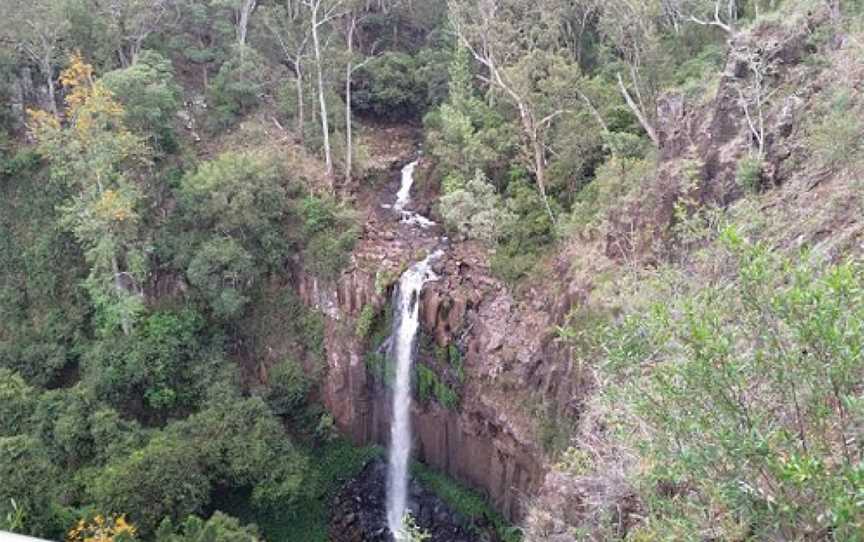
[{"x1": 329, "y1": 459, "x2": 486, "y2": 542}]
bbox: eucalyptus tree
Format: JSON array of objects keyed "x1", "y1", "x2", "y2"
[
  {"x1": 303, "y1": 0, "x2": 346, "y2": 189},
  {"x1": 0, "y1": 0, "x2": 70, "y2": 118},
  {"x1": 260, "y1": 3, "x2": 311, "y2": 142},
  {"x1": 95, "y1": 0, "x2": 179, "y2": 67},
  {"x1": 597, "y1": 0, "x2": 665, "y2": 147},
  {"x1": 29, "y1": 55, "x2": 152, "y2": 335},
  {"x1": 449, "y1": 0, "x2": 582, "y2": 222}
]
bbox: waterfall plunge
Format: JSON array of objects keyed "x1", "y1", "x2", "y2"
[
  {"x1": 386, "y1": 253, "x2": 440, "y2": 538},
  {"x1": 386, "y1": 160, "x2": 442, "y2": 539}
]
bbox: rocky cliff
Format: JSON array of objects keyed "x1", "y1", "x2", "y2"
[{"x1": 292, "y1": 155, "x2": 579, "y2": 522}]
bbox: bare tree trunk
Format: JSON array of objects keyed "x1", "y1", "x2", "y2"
[
  {"x1": 617, "y1": 72, "x2": 659, "y2": 147},
  {"x1": 309, "y1": 1, "x2": 334, "y2": 189},
  {"x1": 344, "y1": 16, "x2": 358, "y2": 187},
  {"x1": 295, "y1": 63, "x2": 305, "y2": 143},
  {"x1": 345, "y1": 46, "x2": 353, "y2": 187},
  {"x1": 826, "y1": 0, "x2": 841, "y2": 23},
  {"x1": 112, "y1": 254, "x2": 131, "y2": 336},
  {"x1": 237, "y1": 0, "x2": 258, "y2": 48},
  {"x1": 41, "y1": 56, "x2": 58, "y2": 119}
]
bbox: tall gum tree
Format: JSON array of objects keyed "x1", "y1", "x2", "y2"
[
  {"x1": 28, "y1": 54, "x2": 152, "y2": 335},
  {"x1": 0, "y1": 0, "x2": 70, "y2": 119},
  {"x1": 449, "y1": 0, "x2": 582, "y2": 222}
]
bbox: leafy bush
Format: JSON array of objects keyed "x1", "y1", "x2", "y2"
[
  {"x1": 808, "y1": 99, "x2": 863, "y2": 173},
  {"x1": 0, "y1": 435, "x2": 67, "y2": 539},
  {"x1": 82, "y1": 309, "x2": 217, "y2": 418},
  {"x1": 186, "y1": 237, "x2": 257, "y2": 318},
  {"x1": 156, "y1": 512, "x2": 261, "y2": 542},
  {"x1": 264, "y1": 359, "x2": 309, "y2": 417},
  {"x1": 352, "y1": 52, "x2": 428, "y2": 120},
  {"x1": 209, "y1": 45, "x2": 268, "y2": 130},
  {"x1": 91, "y1": 435, "x2": 212, "y2": 535},
  {"x1": 355, "y1": 304, "x2": 376, "y2": 339},
  {"x1": 736, "y1": 155, "x2": 763, "y2": 193},
  {"x1": 604, "y1": 230, "x2": 864, "y2": 539},
  {"x1": 102, "y1": 50, "x2": 181, "y2": 153},
  {"x1": 296, "y1": 195, "x2": 358, "y2": 279},
  {"x1": 439, "y1": 170, "x2": 514, "y2": 244},
  {"x1": 411, "y1": 462, "x2": 521, "y2": 542}
]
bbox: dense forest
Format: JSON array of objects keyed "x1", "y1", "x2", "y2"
[{"x1": 1, "y1": 0, "x2": 863, "y2": 540}]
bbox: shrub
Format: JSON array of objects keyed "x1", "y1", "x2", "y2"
[
  {"x1": 808, "y1": 102, "x2": 863, "y2": 173},
  {"x1": 91, "y1": 435, "x2": 212, "y2": 535},
  {"x1": 82, "y1": 309, "x2": 216, "y2": 418},
  {"x1": 297, "y1": 195, "x2": 358, "y2": 280},
  {"x1": 187, "y1": 237, "x2": 257, "y2": 318},
  {"x1": 351, "y1": 52, "x2": 427, "y2": 120},
  {"x1": 265, "y1": 359, "x2": 309, "y2": 417},
  {"x1": 209, "y1": 45, "x2": 268, "y2": 130},
  {"x1": 102, "y1": 51, "x2": 181, "y2": 153},
  {"x1": 355, "y1": 304, "x2": 376, "y2": 339},
  {"x1": 735, "y1": 155, "x2": 763, "y2": 193},
  {"x1": 155, "y1": 512, "x2": 260, "y2": 542},
  {"x1": 603, "y1": 232, "x2": 864, "y2": 539},
  {"x1": 439, "y1": 170, "x2": 514, "y2": 244}
]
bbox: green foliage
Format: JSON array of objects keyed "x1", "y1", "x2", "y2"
[
  {"x1": 30, "y1": 55, "x2": 152, "y2": 335},
  {"x1": 91, "y1": 434, "x2": 212, "y2": 535},
  {"x1": 156, "y1": 512, "x2": 261, "y2": 542},
  {"x1": 355, "y1": 304, "x2": 376, "y2": 339},
  {"x1": 807, "y1": 94, "x2": 864, "y2": 173},
  {"x1": 424, "y1": 45, "x2": 519, "y2": 190},
  {"x1": 0, "y1": 369, "x2": 36, "y2": 437},
  {"x1": 217, "y1": 440, "x2": 382, "y2": 542},
  {"x1": 416, "y1": 364, "x2": 459, "y2": 410},
  {"x1": 264, "y1": 359, "x2": 309, "y2": 417},
  {"x1": 604, "y1": 236, "x2": 864, "y2": 539},
  {"x1": 82, "y1": 309, "x2": 217, "y2": 418},
  {"x1": 411, "y1": 462, "x2": 521, "y2": 542},
  {"x1": 490, "y1": 177, "x2": 559, "y2": 283},
  {"x1": 296, "y1": 195, "x2": 358, "y2": 280},
  {"x1": 0, "y1": 435, "x2": 67, "y2": 539},
  {"x1": 176, "y1": 151, "x2": 291, "y2": 315},
  {"x1": 102, "y1": 50, "x2": 181, "y2": 152},
  {"x1": 239, "y1": 287, "x2": 325, "y2": 364},
  {"x1": 439, "y1": 169, "x2": 515, "y2": 244},
  {"x1": 399, "y1": 512, "x2": 431, "y2": 542},
  {"x1": 736, "y1": 155, "x2": 764, "y2": 193},
  {"x1": 187, "y1": 237, "x2": 258, "y2": 318},
  {"x1": 352, "y1": 52, "x2": 429, "y2": 120},
  {"x1": 178, "y1": 151, "x2": 288, "y2": 264},
  {"x1": 209, "y1": 45, "x2": 268, "y2": 130}
]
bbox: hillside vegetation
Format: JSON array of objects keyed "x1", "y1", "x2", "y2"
[{"x1": 1, "y1": 0, "x2": 863, "y2": 541}]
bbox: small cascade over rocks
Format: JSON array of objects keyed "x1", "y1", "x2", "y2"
[{"x1": 385, "y1": 160, "x2": 436, "y2": 229}]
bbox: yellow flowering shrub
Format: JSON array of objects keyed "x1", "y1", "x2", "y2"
[{"x1": 67, "y1": 514, "x2": 137, "y2": 542}]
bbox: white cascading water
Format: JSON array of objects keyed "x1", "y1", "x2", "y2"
[{"x1": 386, "y1": 160, "x2": 442, "y2": 539}]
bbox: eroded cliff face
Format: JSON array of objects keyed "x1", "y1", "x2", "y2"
[{"x1": 293, "y1": 162, "x2": 574, "y2": 522}]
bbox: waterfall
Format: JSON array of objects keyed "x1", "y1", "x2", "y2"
[
  {"x1": 386, "y1": 252, "x2": 440, "y2": 539},
  {"x1": 386, "y1": 159, "x2": 442, "y2": 539}
]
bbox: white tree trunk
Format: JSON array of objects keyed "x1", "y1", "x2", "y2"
[
  {"x1": 237, "y1": 0, "x2": 258, "y2": 47},
  {"x1": 295, "y1": 62, "x2": 305, "y2": 142},
  {"x1": 310, "y1": 1, "x2": 334, "y2": 188}
]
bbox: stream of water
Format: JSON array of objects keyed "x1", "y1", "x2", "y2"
[{"x1": 385, "y1": 160, "x2": 441, "y2": 539}]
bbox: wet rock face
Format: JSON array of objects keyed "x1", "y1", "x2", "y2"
[{"x1": 329, "y1": 459, "x2": 479, "y2": 542}]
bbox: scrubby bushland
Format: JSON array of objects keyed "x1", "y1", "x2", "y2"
[{"x1": 601, "y1": 230, "x2": 864, "y2": 539}]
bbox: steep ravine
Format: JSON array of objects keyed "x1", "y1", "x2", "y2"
[{"x1": 293, "y1": 154, "x2": 570, "y2": 526}]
